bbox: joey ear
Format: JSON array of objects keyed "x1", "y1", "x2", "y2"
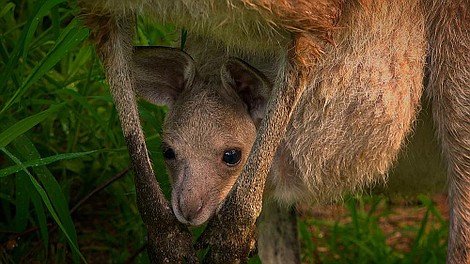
[
  {"x1": 221, "y1": 58, "x2": 272, "y2": 121},
  {"x1": 133, "y1": 46, "x2": 196, "y2": 107}
]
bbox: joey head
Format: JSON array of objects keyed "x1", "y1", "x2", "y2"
[{"x1": 133, "y1": 46, "x2": 270, "y2": 225}]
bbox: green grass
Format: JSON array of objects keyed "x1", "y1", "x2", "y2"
[
  {"x1": 0, "y1": 1, "x2": 173, "y2": 262},
  {"x1": 0, "y1": 0, "x2": 448, "y2": 263},
  {"x1": 298, "y1": 195, "x2": 448, "y2": 263}
]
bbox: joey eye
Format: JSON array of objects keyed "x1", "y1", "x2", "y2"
[
  {"x1": 223, "y1": 149, "x2": 242, "y2": 166},
  {"x1": 162, "y1": 146, "x2": 176, "y2": 160}
]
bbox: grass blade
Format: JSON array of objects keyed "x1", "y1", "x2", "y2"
[
  {"x1": 15, "y1": 170, "x2": 50, "y2": 249},
  {"x1": 13, "y1": 172, "x2": 31, "y2": 232},
  {"x1": 22, "y1": 0, "x2": 68, "y2": 59},
  {"x1": 0, "y1": 0, "x2": 66, "y2": 94},
  {"x1": 0, "y1": 150, "x2": 101, "y2": 177},
  {"x1": 0, "y1": 3, "x2": 15, "y2": 18},
  {"x1": 1, "y1": 147, "x2": 87, "y2": 263},
  {"x1": 0, "y1": 104, "x2": 64, "y2": 148},
  {"x1": 9, "y1": 136, "x2": 84, "y2": 262},
  {"x1": 0, "y1": 18, "x2": 88, "y2": 114}
]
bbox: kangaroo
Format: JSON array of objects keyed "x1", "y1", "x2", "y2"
[
  {"x1": 132, "y1": 43, "x2": 426, "y2": 261},
  {"x1": 81, "y1": 0, "x2": 470, "y2": 263},
  {"x1": 133, "y1": 44, "x2": 426, "y2": 223}
]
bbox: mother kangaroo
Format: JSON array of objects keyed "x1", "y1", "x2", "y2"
[{"x1": 80, "y1": 1, "x2": 469, "y2": 263}]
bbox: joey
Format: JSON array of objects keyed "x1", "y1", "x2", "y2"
[{"x1": 133, "y1": 47, "x2": 270, "y2": 225}]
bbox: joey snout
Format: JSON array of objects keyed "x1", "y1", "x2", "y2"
[
  {"x1": 171, "y1": 181, "x2": 223, "y2": 226},
  {"x1": 172, "y1": 189, "x2": 204, "y2": 225}
]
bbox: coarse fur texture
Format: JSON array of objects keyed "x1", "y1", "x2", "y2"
[
  {"x1": 80, "y1": 0, "x2": 470, "y2": 263},
  {"x1": 132, "y1": 0, "x2": 425, "y2": 225},
  {"x1": 269, "y1": 0, "x2": 425, "y2": 204},
  {"x1": 425, "y1": 1, "x2": 470, "y2": 263}
]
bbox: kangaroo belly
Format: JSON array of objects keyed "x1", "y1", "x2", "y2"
[
  {"x1": 82, "y1": 0, "x2": 291, "y2": 53},
  {"x1": 268, "y1": 1, "x2": 427, "y2": 203}
]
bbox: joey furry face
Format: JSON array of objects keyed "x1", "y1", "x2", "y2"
[{"x1": 133, "y1": 47, "x2": 272, "y2": 225}]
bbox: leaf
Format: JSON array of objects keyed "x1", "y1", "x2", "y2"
[
  {"x1": 0, "y1": 104, "x2": 64, "y2": 148},
  {"x1": 0, "y1": 0, "x2": 66, "y2": 95},
  {"x1": 0, "y1": 18, "x2": 89, "y2": 114},
  {"x1": 12, "y1": 136, "x2": 82, "y2": 259},
  {"x1": 13, "y1": 172, "x2": 31, "y2": 232},
  {"x1": 2, "y1": 146, "x2": 87, "y2": 263},
  {"x1": 16, "y1": 170, "x2": 49, "y2": 248},
  {"x1": 0, "y1": 150, "x2": 100, "y2": 177},
  {"x1": 27, "y1": 171, "x2": 50, "y2": 251},
  {"x1": 56, "y1": 89, "x2": 116, "y2": 141},
  {"x1": 0, "y1": 2, "x2": 15, "y2": 18},
  {"x1": 23, "y1": 0, "x2": 68, "y2": 58}
]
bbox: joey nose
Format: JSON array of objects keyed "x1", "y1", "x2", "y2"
[{"x1": 179, "y1": 196, "x2": 204, "y2": 224}]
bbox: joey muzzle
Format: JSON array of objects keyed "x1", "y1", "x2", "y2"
[{"x1": 172, "y1": 187, "x2": 213, "y2": 226}]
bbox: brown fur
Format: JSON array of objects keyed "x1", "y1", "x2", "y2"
[
  {"x1": 149, "y1": 0, "x2": 425, "y2": 207},
  {"x1": 131, "y1": 0, "x2": 425, "y2": 244},
  {"x1": 80, "y1": 0, "x2": 470, "y2": 263},
  {"x1": 425, "y1": 1, "x2": 470, "y2": 263}
]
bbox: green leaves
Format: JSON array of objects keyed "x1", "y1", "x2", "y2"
[
  {"x1": 0, "y1": 0, "x2": 94, "y2": 262},
  {"x1": 0, "y1": 150, "x2": 100, "y2": 177},
  {"x1": 0, "y1": 104, "x2": 97, "y2": 263},
  {"x1": 1, "y1": 18, "x2": 89, "y2": 114},
  {"x1": 2, "y1": 146, "x2": 86, "y2": 263},
  {"x1": 0, "y1": 104, "x2": 64, "y2": 148},
  {"x1": 1, "y1": 0, "x2": 65, "y2": 94},
  {"x1": 298, "y1": 195, "x2": 448, "y2": 264}
]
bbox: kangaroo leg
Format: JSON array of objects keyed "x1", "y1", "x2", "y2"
[
  {"x1": 425, "y1": 1, "x2": 470, "y2": 263},
  {"x1": 84, "y1": 13, "x2": 197, "y2": 263},
  {"x1": 257, "y1": 200, "x2": 301, "y2": 264},
  {"x1": 196, "y1": 34, "x2": 317, "y2": 263}
]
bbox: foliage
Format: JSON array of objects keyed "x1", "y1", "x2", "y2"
[
  {"x1": 299, "y1": 195, "x2": 448, "y2": 263},
  {"x1": 0, "y1": 0, "x2": 448, "y2": 263},
  {"x1": 0, "y1": 0, "x2": 174, "y2": 262}
]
